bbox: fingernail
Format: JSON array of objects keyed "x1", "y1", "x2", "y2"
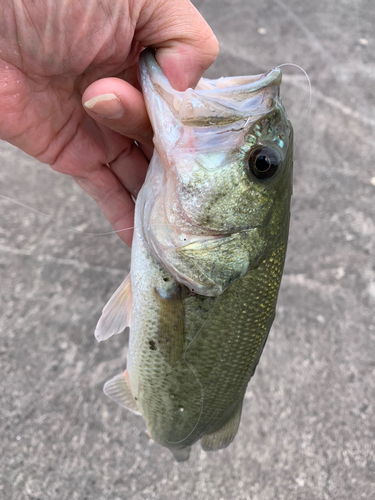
[{"x1": 84, "y1": 93, "x2": 124, "y2": 119}]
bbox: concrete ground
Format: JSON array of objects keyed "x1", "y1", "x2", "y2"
[{"x1": 0, "y1": 0, "x2": 374, "y2": 499}]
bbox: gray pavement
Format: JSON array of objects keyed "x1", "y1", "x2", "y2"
[{"x1": 1, "y1": 0, "x2": 374, "y2": 499}]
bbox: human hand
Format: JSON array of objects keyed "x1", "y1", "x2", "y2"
[{"x1": 0, "y1": 0, "x2": 218, "y2": 246}]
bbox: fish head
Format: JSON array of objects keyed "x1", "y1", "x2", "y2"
[{"x1": 139, "y1": 50, "x2": 293, "y2": 296}]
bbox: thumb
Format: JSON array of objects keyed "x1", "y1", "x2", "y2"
[{"x1": 135, "y1": 0, "x2": 219, "y2": 91}]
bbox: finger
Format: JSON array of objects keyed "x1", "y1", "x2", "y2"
[
  {"x1": 109, "y1": 141, "x2": 149, "y2": 199},
  {"x1": 136, "y1": 0, "x2": 219, "y2": 90},
  {"x1": 82, "y1": 77, "x2": 154, "y2": 159}
]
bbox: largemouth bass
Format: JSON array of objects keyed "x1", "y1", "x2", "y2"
[{"x1": 95, "y1": 49, "x2": 293, "y2": 462}]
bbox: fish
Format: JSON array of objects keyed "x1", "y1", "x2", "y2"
[{"x1": 95, "y1": 49, "x2": 293, "y2": 462}]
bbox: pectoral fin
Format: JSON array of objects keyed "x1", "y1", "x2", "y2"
[
  {"x1": 95, "y1": 274, "x2": 132, "y2": 341},
  {"x1": 154, "y1": 282, "x2": 185, "y2": 367},
  {"x1": 103, "y1": 370, "x2": 141, "y2": 415},
  {"x1": 201, "y1": 402, "x2": 243, "y2": 452}
]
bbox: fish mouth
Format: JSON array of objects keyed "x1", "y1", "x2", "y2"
[
  {"x1": 138, "y1": 50, "x2": 285, "y2": 297},
  {"x1": 139, "y1": 48, "x2": 282, "y2": 129}
]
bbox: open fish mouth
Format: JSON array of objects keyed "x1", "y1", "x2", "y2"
[
  {"x1": 140, "y1": 48, "x2": 282, "y2": 128},
  {"x1": 137, "y1": 49, "x2": 292, "y2": 298}
]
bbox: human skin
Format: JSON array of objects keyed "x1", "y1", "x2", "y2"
[{"x1": 0, "y1": 0, "x2": 219, "y2": 246}]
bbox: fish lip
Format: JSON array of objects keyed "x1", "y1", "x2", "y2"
[{"x1": 139, "y1": 48, "x2": 282, "y2": 94}]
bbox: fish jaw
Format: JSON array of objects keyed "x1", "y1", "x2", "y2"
[{"x1": 138, "y1": 50, "x2": 293, "y2": 297}]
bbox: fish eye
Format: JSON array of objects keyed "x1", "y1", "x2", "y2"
[{"x1": 248, "y1": 147, "x2": 281, "y2": 180}]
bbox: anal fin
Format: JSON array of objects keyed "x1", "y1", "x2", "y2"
[
  {"x1": 103, "y1": 369, "x2": 141, "y2": 415},
  {"x1": 201, "y1": 402, "x2": 243, "y2": 452},
  {"x1": 95, "y1": 273, "x2": 132, "y2": 341}
]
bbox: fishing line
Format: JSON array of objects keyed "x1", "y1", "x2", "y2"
[
  {"x1": 1, "y1": 189, "x2": 212, "y2": 445},
  {"x1": 166, "y1": 283, "x2": 246, "y2": 446},
  {"x1": 165, "y1": 296, "x2": 220, "y2": 446},
  {"x1": 0, "y1": 193, "x2": 187, "y2": 237},
  {"x1": 0, "y1": 194, "x2": 132, "y2": 235},
  {"x1": 0, "y1": 193, "x2": 259, "y2": 240},
  {"x1": 276, "y1": 62, "x2": 312, "y2": 147}
]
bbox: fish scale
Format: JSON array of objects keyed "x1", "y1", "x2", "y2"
[
  {"x1": 128, "y1": 237, "x2": 287, "y2": 451},
  {"x1": 183, "y1": 242, "x2": 287, "y2": 426},
  {"x1": 96, "y1": 49, "x2": 293, "y2": 461}
]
